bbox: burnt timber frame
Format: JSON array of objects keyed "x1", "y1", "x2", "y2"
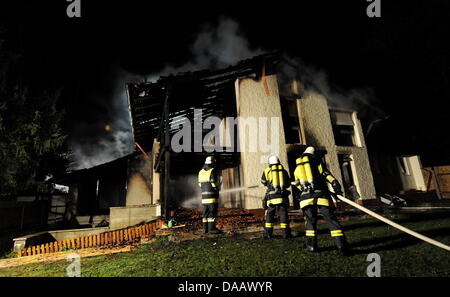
[{"x1": 126, "y1": 53, "x2": 281, "y2": 219}]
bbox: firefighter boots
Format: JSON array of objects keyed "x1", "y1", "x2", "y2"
[
  {"x1": 208, "y1": 222, "x2": 222, "y2": 234},
  {"x1": 282, "y1": 227, "x2": 292, "y2": 239},
  {"x1": 305, "y1": 236, "x2": 317, "y2": 252},
  {"x1": 334, "y1": 236, "x2": 351, "y2": 256},
  {"x1": 264, "y1": 226, "x2": 273, "y2": 239}
]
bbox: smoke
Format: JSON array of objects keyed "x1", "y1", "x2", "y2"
[
  {"x1": 278, "y1": 56, "x2": 386, "y2": 123},
  {"x1": 147, "y1": 16, "x2": 264, "y2": 82},
  {"x1": 124, "y1": 155, "x2": 153, "y2": 205},
  {"x1": 69, "y1": 16, "x2": 384, "y2": 170},
  {"x1": 128, "y1": 155, "x2": 152, "y2": 189},
  {"x1": 70, "y1": 17, "x2": 263, "y2": 170},
  {"x1": 70, "y1": 67, "x2": 142, "y2": 170},
  {"x1": 170, "y1": 175, "x2": 201, "y2": 209}
]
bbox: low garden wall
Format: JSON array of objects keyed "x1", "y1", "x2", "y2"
[{"x1": 15, "y1": 219, "x2": 163, "y2": 257}]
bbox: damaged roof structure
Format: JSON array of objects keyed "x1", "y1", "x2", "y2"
[
  {"x1": 127, "y1": 53, "x2": 377, "y2": 219},
  {"x1": 127, "y1": 53, "x2": 280, "y2": 153}
]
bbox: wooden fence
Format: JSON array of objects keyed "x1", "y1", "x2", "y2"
[{"x1": 16, "y1": 220, "x2": 163, "y2": 257}]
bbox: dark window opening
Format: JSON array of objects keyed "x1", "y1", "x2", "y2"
[
  {"x1": 333, "y1": 125, "x2": 355, "y2": 146},
  {"x1": 330, "y1": 110, "x2": 356, "y2": 146},
  {"x1": 338, "y1": 154, "x2": 360, "y2": 199},
  {"x1": 397, "y1": 157, "x2": 410, "y2": 175},
  {"x1": 280, "y1": 96, "x2": 301, "y2": 144}
]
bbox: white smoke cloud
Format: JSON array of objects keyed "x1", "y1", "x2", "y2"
[
  {"x1": 167, "y1": 175, "x2": 201, "y2": 209},
  {"x1": 278, "y1": 56, "x2": 385, "y2": 124},
  {"x1": 69, "y1": 67, "x2": 142, "y2": 170},
  {"x1": 147, "y1": 16, "x2": 264, "y2": 82},
  {"x1": 70, "y1": 17, "x2": 263, "y2": 170},
  {"x1": 70, "y1": 128, "x2": 134, "y2": 170},
  {"x1": 69, "y1": 16, "x2": 383, "y2": 171}
]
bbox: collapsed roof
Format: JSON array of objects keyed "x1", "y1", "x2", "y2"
[{"x1": 126, "y1": 52, "x2": 281, "y2": 154}]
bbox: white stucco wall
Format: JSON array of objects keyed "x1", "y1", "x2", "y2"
[
  {"x1": 299, "y1": 90, "x2": 377, "y2": 200},
  {"x1": 234, "y1": 78, "x2": 377, "y2": 208},
  {"x1": 126, "y1": 173, "x2": 152, "y2": 206},
  {"x1": 398, "y1": 155, "x2": 427, "y2": 191},
  {"x1": 110, "y1": 205, "x2": 158, "y2": 230},
  {"x1": 236, "y1": 75, "x2": 290, "y2": 209}
]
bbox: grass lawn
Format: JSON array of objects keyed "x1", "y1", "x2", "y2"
[{"x1": 1, "y1": 212, "x2": 450, "y2": 277}]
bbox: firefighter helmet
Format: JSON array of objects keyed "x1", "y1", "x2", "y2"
[
  {"x1": 205, "y1": 156, "x2": 216, "y2": 165},
  {"x1": 268, "y1": 155, "x2": 280, "y2": 165},
  {"x1": 304, "y1": 146, "x2": 315, "y2": 155}
]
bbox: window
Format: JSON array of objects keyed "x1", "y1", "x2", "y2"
[
  {"x1": 338, "y1": 154, "x2": 360, "y2": 199},
  {"x1": 397, "y1": 156, "x2": 411, "y2": 175},
  {"x1": 330, "y1": 110, "x2": 356, "y2": 146},
  {"x1": 280, "y1": 96, "x2": 302, "y2": 144}
]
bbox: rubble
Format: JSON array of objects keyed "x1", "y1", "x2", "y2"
[{"x1": 174, "y1": 208, "x2": 264, "y2": 232}]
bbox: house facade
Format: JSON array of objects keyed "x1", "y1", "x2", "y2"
[
  {"x1": 233, "y1": 75, "x2": 377, "y2": 210},
  {"x1": 126, "y1": 54, "x2": 378, "y2": 215},
  {"x1": 55, "y1": 53, "x2": 378, "y2": 225}
]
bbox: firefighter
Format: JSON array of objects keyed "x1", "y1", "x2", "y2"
[
  {"x1": 261, "y1": 155, "x2": 292, "y2": 239},
  {"x1": 292, "y1": 146, "x2": 350, "y2": 256},
  {"x1": 198, "y1": 156, "x2": 222, "y2": 234}
]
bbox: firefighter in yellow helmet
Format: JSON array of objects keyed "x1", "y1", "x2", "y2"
[
  {"x1": 292, "y1": 146, "x2": 350, "y2": 256},
  {"x1": 261, "y1": 155, "x2": 292, "y2": 239},
  {"x1": 198, "y1": 156, "x2": 222, "y2": 234}
]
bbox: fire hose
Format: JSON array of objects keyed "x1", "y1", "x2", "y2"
[
  {"x1": 335, "y1": 194, "x2": 450, "y2": 252},
  {"x1": 210, "y1": 183, "x2": 450, "y2": 251}
]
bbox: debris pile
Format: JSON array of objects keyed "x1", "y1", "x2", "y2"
[{"x1": 174, "y1": 208, "x2": 264, "y2": 232}]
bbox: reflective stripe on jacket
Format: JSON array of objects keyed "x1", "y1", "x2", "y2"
[
  {"x1": 198, "y1": 166, "x2": 219, "y2": 203},
  {"x1": 293, "y1": 153, "x2": 338, "y2": 207}
]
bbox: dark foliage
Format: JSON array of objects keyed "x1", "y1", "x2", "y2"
[{"x1": 0, "y1": 27, "x2": 70, "y2": 196}]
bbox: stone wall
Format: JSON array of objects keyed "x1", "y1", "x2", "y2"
[{"x1": 109, "y1": 204, "x2": 158, "y2": 230}]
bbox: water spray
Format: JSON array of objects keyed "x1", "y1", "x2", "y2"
[{"x1": 219, "y1": 184, "x2": 261, "y2": 195}]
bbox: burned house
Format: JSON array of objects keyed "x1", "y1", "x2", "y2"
[
  {"x1": 49, "y1": 53, "x2": 377, "y2": 230},
  {"x1": 11, "y1": 49, "x2": 384, "y2": 253},
  {"x1": 126, "y1": 53, "x2": 377, "y2": 219}
]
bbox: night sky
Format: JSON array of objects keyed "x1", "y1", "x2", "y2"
[{"x1": 1, "y1": 0, "x2": 449, "y2": 167}]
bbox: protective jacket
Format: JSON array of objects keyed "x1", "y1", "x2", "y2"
[
  {"x1": 198, "y1": 164, "x2": 222, "y2": 234},
  {"x1": 293, "y1": 152, "x2": 340, "y2": 209},
  {"x1": 198, "y1": 164, "x2": 220, "y2": 204},
  {"x1": 261, "y1": 163, "x2": 291, "y2": 238},
  {"x1": 293, "y1": 152, "x2": 347, "y2": 252},
  {"x1": 261, "y1": 164, "x2": 291, "y2": 206}
]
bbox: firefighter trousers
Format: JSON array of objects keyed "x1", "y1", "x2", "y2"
[
  {"x1": 265, "y1": 203, "x2": 290, "y2": 236},
  {"x1": 202, "y1": 203, "x2": 218, "y2": 232},
  {"x1": 302, "y1": 204, "x2": 346, "y2": 249}
]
